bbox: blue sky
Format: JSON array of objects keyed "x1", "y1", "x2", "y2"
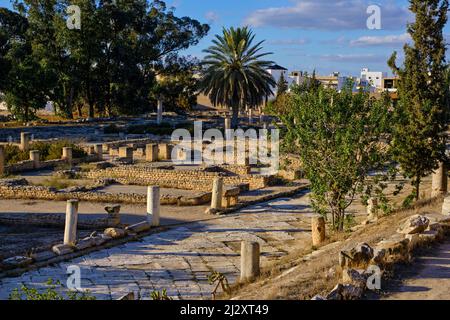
[{"x1": 2, "y1": 0, "x2": 450, "y2": 77}]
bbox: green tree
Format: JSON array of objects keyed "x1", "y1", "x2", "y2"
[
  {"x1": 276, "y1": 85, "x2": 391, "y2": 231},
  {"x1": 13, "y1": 0, "x2": 80, "y2": 119},
  {"x1": 152, "y1": 55, "x2": 200, "y2": 112},
  {"x1": 200, "y1": 26, "x2": 276, "y2": 128},
  {"x1": 92, "y1": 0, "x2": 208, "y2": 116},
  {"x1": 8, "y1": 0, "x2": 208, "y2": 119},
  {"x1": 276, "y1": 72, "x2": 288, "y2": 97},
  {"x1": 0, "y1": 7, "x2": 49, "y2": 122},
  {"x1": 388, "y1": 0, "x2": 449, "y2": 200}
]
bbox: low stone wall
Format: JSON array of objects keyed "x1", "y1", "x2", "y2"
[
  {"x1": 217, "y1": 164, "x2": 250, "y2": 175},
  {"x1": 101, "y1": 138, "x2": 160, "y2": 151},
  {"x1": 84, "y1": 165, "x2": 269, "y2": 191},
  {"x1": 0, "y1": 184, "x2": 212, "y2": 206}
]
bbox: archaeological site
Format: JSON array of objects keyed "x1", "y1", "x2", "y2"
[{"x1": 1, "y1": 1, "x2": 450, "y2": 316}]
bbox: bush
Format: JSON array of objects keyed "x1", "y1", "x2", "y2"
[
  {"x1": 3, "y1": 140, "x2": 87, "y2": 165},
  {"x1": 43, "y1": 140, "x2": 87, "y2": 160},
  {"x1": 9, "y1": 279, "x2": 96, "y2": 300},
  {"x1": 3, "y1": 144, "x2": 29, "y2": 165}
]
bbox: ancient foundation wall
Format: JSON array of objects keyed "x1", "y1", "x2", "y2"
[
  {"x1": 0, "y1": 184, "x2": 212, "y2": 206},
  {"x1": 84, "y1": 165, "x2": 269, "y2": 191}
]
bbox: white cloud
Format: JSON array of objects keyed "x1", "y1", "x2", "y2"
[
  {"x1": 205, "y1": 11, "x2": 220, "y2": 24},
  {"x1": 350, "y1": 33, "x2": 411, "y2": 47},
  {"x1": 319, "y1": 53, "x2": 387, "y2": 63},
  {"x1": 267, "y1": 39, "x2": 309, "y2": 46},
  {"x1": 244, "y1": 0, "x2": 411, "y2": 31}
]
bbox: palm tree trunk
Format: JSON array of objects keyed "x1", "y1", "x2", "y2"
[{"x1": 231, "y1": 105, "x2": 239, "y2": 129}]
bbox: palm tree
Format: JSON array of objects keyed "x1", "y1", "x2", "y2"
[{"x1": 200, "y1": 27, "x2": 276, "y2": 128}]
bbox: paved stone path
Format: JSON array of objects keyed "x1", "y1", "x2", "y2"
[
  {"x1": 383, "y1": 240, "x2": 450, "y2": 300},
  {"x1": 0, "y1": 191, "x2": 317, "y2": 300}
]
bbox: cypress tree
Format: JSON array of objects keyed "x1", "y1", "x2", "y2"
[
  {"x1": 388, "y1": 0, "x2": 449, "y2": 200},
  {"x1": 276, "y1": 72, "x2": 288, "y2": 97}
]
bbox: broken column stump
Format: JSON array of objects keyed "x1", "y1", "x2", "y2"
[{"x1": 240, "y1": 241, "x2": 260, "y2": 282}]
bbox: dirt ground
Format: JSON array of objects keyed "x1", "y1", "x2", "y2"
[{"x1": 377, "y1": 240, "x2": 450, "y2": 300}]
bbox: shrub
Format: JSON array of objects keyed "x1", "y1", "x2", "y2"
[
  {"x1": 3, "y1": 144, "x2": 28, "y2": 165},
  {"x1": 9, "y1": 279, "x2": 96, "y2": 300},
  {"x1": 43, "y1": 140, "x2": 87, "y2": 160},
  {"x1": 150, "y1": 289, "x2": 172, "y2": 300},
  {"x1": 3, "y1": 140, "x2": 87, "y2": 165}
]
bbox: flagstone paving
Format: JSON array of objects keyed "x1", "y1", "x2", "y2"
[{"x1": 0, "y1": 191, "x2": 323, "y2": 300}]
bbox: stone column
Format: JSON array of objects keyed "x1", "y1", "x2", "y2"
[
  {"x1": 224, "y1": 117, "x2": 232, "y2": 141},
  {"x1": 211, "y1": 177, "x2": 223, "y2": 209},
  {"x1": 0, "y1": 145, "x2": 5, "y2": 176},
  {"x1": 29, "y1": 150, "x2": 40, "y2": 169},
  {"x1": 224, "y1": 117, "x2": 231, "y2": 130},
  {"x1": 432, "y1": 162, "x2": 448, "y2": 197},
  {"x1": 146, "y1": 144, "x2": 158, "y2": 162},
  {"x1": 20, "y1": 132, "x2": 31, "y2": 151},
  {"x1": 158, "y1": 144, "x2": 172, "y2": 160},
  {"x1": 102, "y1": 143, "x2": 110, "y2": 153},
  {"x1": 87, "y1": 145, "x2": 96, "y2": 155},
  {"x1": 311, "y1": 215, "x2": 326, "y2": 246},
  {"x1": 95, "y1": 144, "x2": 103, "y2": 161},
  {"x1": 157, "y1": 99, "x2": 163, "y2": 125},
  {"x1": 64, "y1": 199, "x2": 79, "y2": 246},
  {"x1": 147, "y1": 186, "x2": 160, "y2": 227},
  {"x1": 62, "y1": 147, "x2": 73, "y2": 164},
  {"x1": 240, "y1": 241, "x2": 260, "y2": 282},
  {"x1": 119, "y1": 146, "x2": 133, "y2": 161}
]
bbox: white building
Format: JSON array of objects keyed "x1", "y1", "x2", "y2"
[{"x1": 360, "y1": 68, "x2": 387, "y2": 89}]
